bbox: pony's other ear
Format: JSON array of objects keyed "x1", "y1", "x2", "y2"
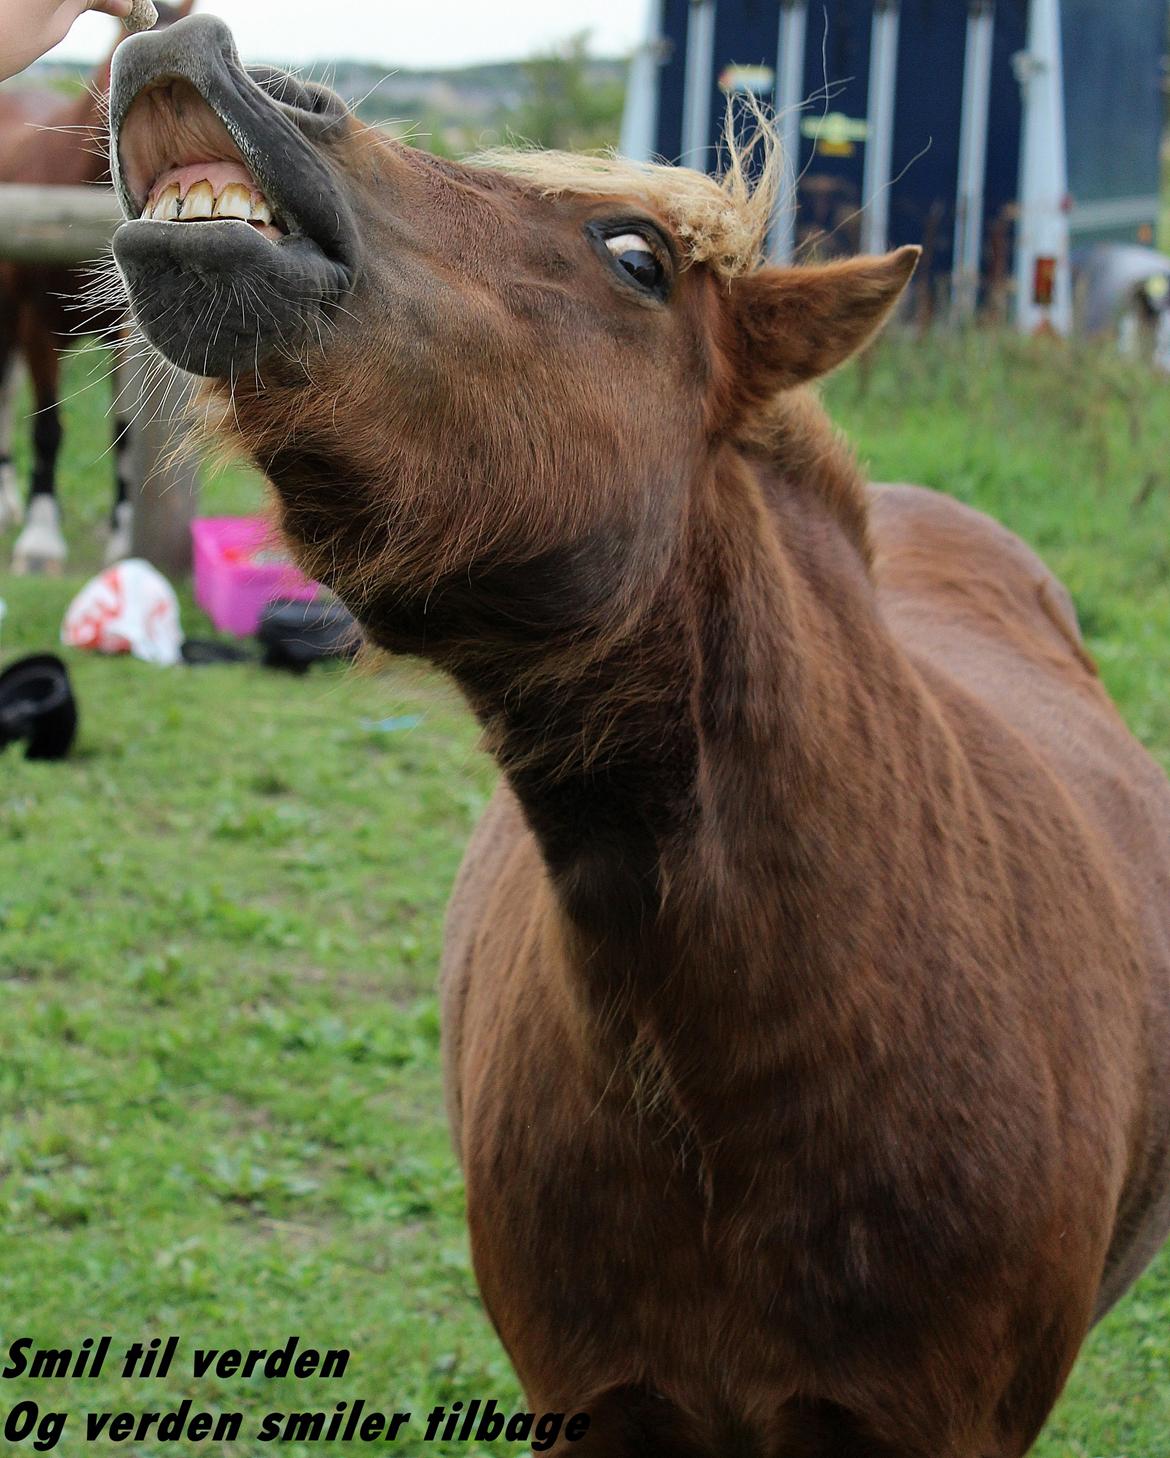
[{"x1": 726, "y1": 246, "x2": 919, "y2": 404}]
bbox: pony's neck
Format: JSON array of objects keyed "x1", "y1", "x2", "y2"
[{"x1": 451, "y1": 439, "x2": 927, "y2": 1058}]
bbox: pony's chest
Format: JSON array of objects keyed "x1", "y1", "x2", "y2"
[{"x1": 457, "y1": 1030, "x2": 826, "y2": 1396}]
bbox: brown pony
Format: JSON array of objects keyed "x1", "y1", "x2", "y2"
[
  {"x1": 0, "y1": 0, "x2": 194, "y2": 572},
  {"x1": 106, "y1": 17, "x2": 1170, "y2": 1457}
]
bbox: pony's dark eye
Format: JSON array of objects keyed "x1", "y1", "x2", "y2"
[{"x1": 604, "y1": 232, "x2": 667, "y2": 295}]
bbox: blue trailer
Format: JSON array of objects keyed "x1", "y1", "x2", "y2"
[{"x1": 620, "y1": 0, "x2": 1168, "y2": 331}]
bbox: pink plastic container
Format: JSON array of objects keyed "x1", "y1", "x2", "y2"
[{"x1": 192, "y1": 515, "x2": 319, "y2": 637}]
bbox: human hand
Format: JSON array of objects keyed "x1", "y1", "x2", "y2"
[{"x1": 0, "y1": 0, "x2": 133, "y2": 82}]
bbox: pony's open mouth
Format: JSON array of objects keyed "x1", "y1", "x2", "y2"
[
  {"x1": 119, "y1": 79, "x2": 290, "y2": 241},
  {"x1": 109, "y1": 14, "x2": 359, "y2": 378}
]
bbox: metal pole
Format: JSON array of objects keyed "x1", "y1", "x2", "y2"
[
  {"x1": 125, "y1": 352, "x2": 201, "y2": 579},
  {"x1": 1014, "y1": 0, "x2": 1072, "y2": 334},
  {"x1": 680, "y1": 0, "x2": 717, "y2": 169},
  {"x1": 620, "y1": 0, "x2": 664, "y2": 161},
  {"x1": 953, "y1": 0, "x2": 996, "y2": 322},
  {"x1": 861, "y1": 0, "x2": 901, "y2": 256},
  {"x1": 771, "y1": 0, "x2": 809, "y2": 264}
]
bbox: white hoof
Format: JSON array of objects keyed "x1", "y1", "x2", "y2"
[
  {"x1": 104, "y1": 500, "x2": 134, "y2": 565},
  {"x1": 12, "y1": 495, "x2": 66, "y2": 576},
  {"x1": 0, "y1": 462, "x2": 22, "y2": 532}
]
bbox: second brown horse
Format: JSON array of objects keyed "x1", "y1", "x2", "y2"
[{"x1": 0, "y1": 0, "x2": 195, "y2": 572}]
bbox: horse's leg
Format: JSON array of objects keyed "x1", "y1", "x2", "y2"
[
  {"x1": 0, "y1": 281, "x2": 23, "y2": 531},
  {"x1": 0, "y1": 348, "x2": 24, "y2": 532},
  {"x1": 11, "y1": 313, "x2": 66, "y2": 575},
  {"x1": 104, "y1": 342, "x2": 134, "y2": 564}
]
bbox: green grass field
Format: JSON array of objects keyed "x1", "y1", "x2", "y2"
[{"x1": 1, "y1": 333, "x2": 1170, "y2": 1455}]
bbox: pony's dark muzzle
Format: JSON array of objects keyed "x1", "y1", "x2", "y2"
[
  {"x1": 109, "y1": 14, "x2": 359, "y2": 378},
  {"x1": 110, "y1": 13, "x2": 354, "y2": 262}
]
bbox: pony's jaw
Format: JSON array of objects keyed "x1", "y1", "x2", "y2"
[{"x1": 108, "y1": 13, "x2": 359, "y2": 379}]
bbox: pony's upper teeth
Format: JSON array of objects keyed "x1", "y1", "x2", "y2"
[
  {"x1": 179, "y1": 180, "x2": 214, "y2": 219},
  {"x1": 152, "y1": 183, "x2": 180, "y2": 220},
  {"x1": 146, "y1": 175, "x2": 277, "y2": 226},
  {"x1": 213, "y1": 183, "x2": 255, "y2": 219}
]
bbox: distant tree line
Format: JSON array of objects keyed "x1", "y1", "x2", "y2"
[
  {"x1": 9, "y1": 33, "x2": 629, "y2": 160},
  {"x1": 508, "y1": 31, "x2": 626, "y2": 151}
]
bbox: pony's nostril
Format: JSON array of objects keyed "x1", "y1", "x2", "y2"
[{"x1": 246, "y1": 68, "x2": 347, "y2": 119}]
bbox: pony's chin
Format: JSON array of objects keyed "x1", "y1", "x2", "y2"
[{"x1": 113, "y1": 217, "x2": 346, "y2": 378}]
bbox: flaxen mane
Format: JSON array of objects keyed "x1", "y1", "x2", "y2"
[{"x1": 472, "y1": 111, "x2": 780, "y2": 280}]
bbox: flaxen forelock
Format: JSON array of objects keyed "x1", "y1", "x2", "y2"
[{"x1": 471, "y1": 99, "x2": 785, "y2": 280}]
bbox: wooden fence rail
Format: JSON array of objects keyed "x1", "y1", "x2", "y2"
[
  {"x1": 0, "y1": 184, "x2": 200, "y2": 576},
  {"x1": 0, "y1": 184, "x2": 122, "y2": 265}
]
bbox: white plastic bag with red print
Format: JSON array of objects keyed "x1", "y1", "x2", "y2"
[{"x1": 61, "y1": 559, "x2": 184, "y2": 667}]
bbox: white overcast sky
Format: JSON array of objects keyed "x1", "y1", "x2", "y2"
[{"x1": 50, "y1": 0, "x2": 648, "y2": 69}]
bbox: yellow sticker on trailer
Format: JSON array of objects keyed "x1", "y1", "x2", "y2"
[{"x1": 801, "y1": 113, "x2": 870, "y2": 158}]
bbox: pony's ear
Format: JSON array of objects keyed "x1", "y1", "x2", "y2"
[{"x1": 726, "y1": 246, "x2": 919, "y2": 400}]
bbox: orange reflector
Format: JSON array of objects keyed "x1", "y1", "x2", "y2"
[{"x1": 1033, "y1": 256, "x2": 1057, "y2": 307}]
